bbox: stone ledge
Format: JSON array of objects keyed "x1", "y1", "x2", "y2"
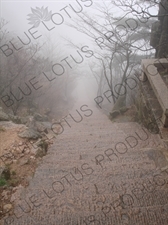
[{"x1": 141, "y1": 58, "x2": 168, "y2": 127}]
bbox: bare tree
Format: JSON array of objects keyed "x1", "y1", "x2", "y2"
[
  {"x1": 66, "y1": 1, "x2": 156, "y2": 110},
  {"x1": 0, "y1": 19, "x2": 76, "y2": 117}
]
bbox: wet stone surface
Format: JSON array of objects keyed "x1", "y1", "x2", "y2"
[{"x1": 1, "y1": 104, "x2": 168, "y2": 225}]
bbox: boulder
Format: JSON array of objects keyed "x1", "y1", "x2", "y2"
[
  {"x1": 109, "y1": 96, "x2": 127, "y2": 119},
  {"x1": 33, "y1": 140, "x2": 48, "y2": 157},
  {"x1": 109, "y1": 110, "x2": 120, "y2": 119},
  {"x1": 3, "y1": 204, "x2": 13, "y2": 212},
  {"x1": 33, "y1": 113, "x2": 43, "y2": 121},
  {"x1": 18, "y1": 128, "x2": 42, "y2": 140},
  {"x1": 35, "y1": 121, "x2": 52, "y2": 133},
  {"x1": 120, "y1": 106, "x2": 129, "y2": 113},
  {"x1": 35, "y1": 148, "x2": 47, "y2": 158},
  {"x1": 19, "y1": 158, "x2": 29, "y2": 166},
  {"x1": 20, "y1": 116, "x2": 31, "y2": 125},
  {"x1": 33, "y1": 113, "x2": 48, "y2": 122},
  {"x1": 0, "y1": 108, "x2": 9, "y2": 121},
  {"x1": 8, "y1": 114, "x2": 21, "y2": 124},
  {"x1": 112, "y1": 95, "x2": 126, "y2": 111}
]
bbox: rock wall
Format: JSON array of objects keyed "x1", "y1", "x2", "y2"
[{"x1": 150, "y1": 0, "x2": 168, "y2": 58}]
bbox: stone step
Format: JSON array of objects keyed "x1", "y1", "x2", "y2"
[{"x1": 2, "y1": 106, "x2": 168, "y2": 225}]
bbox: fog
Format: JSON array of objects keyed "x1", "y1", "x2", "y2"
[
  {"x1": 0, "y1": 0, "x2": 158, "y2": 118},
  {"x1": 0, "y1": 1, "x2": 100, "y2": 115}
]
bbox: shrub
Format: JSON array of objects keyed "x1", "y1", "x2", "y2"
[{"x1": 0, "y1": 178, "x2": 7, "y2": 186}]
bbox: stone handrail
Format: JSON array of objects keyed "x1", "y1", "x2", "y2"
[{"x1": 141, "y1": 58, "x2": 168, "y2": 127}]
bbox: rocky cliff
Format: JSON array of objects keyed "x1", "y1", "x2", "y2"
[{"x1": 150, "y1": 0, "x2": 168, "y2": 58}]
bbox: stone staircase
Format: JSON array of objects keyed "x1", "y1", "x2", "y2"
[{"x1": 2, "y1": 102, "x2": 168, "y2": 225}]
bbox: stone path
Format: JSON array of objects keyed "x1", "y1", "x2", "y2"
[{"x1": 1, "y1": 101, "x2": 168, "y2": 225}]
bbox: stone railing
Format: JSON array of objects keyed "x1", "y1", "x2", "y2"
[{"x1": 141, "y1": 58, "x2": 168, "y2": 128}]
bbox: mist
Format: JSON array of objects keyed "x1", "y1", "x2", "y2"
[
  {"x1": 1, "y1": 0, "x2": 101, "y2": 119},
  {"x1": 1, "y1": 1, "x2": 167, "y2": 224},
  {"x1": 0, "y1": 0, "x2": 158, "y2": 119}
]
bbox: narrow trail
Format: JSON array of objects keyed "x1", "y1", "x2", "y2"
[{"x1": 2, "y1": 100, "x2": 168, "y2": 225}]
